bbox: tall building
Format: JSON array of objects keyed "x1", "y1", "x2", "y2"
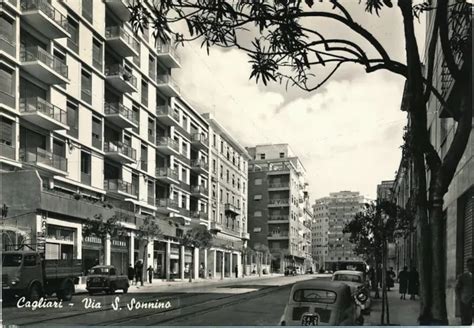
[
  {"x1": 376, "y1": 180, "x2": 394, "y2": 202},
  {"x1": 247, "y1": 144, "x2": 313, "y2": 273},
  {"x1": 313, "y1": 191, "x2": 365, "y2": 270},
  {"x1": 0, "y1": 0, "x2": 245, "y2": 281},
  {"x1": 202, "y1": 113, "x2": 250, "y2": 278}
]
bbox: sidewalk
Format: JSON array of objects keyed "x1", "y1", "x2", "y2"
[
  {"x1": 75, "y1": 273, "x2": 286, "y2": 294},
  {"x1": 367, "y1": 284, "x2": 420, "y2": 325}
]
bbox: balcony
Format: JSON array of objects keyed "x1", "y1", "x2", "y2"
[
  {"x1": 104, "y1": 0, "x2": 131, "y2": 21},
  {"x1": 268, "y1": 231, "x2": 289, "y2": 240},
  {"x1": 156, "y1": 105, "x2": 179, "y2": 126},
  {"x1": 0, "y1": 32, "x2": 16, "y2": 58},
  {"x1": 156, "y1": 167, "x2": 179, "y2": 185},
  {"x1": 104, "y1": 102, "x2": 138, "y2": 129},
  {"x1": 147, "y1": 196, "x2": 155, "y2": 206},
  {"x1": 156, "y1": 75, "x2": 180, "y2": 97},
  {"x1": 0, "y1": 143, "x2": 15, "y2": 160},
  {"x1": 210, "y1": 221, "x2": 222, "y2": 232},
  {"x1": 20, "y1": 0, "x2": 69, "y2": 39},
  {"x1": 191, "y1": 185, "x2": 208, "y2": 198},
  {"x1": 105, "y1": 64, "x2": 137, "y2": 93},
  {"x1": 191, "y1": 133, "x2": 209, "y2": 150},
  {"x1": 224, "y1": 203, "x2": 239, "y2": 216},
  {"x1": 155, "y1": 198, "x2": 180, "y2": 214},
  {"x1": 105, "y1": 26, "x2": 139, "y2": 58},
  {"x1": 268, "y1": 182, "x2": 290, "y2": 191},
  {"x1": 268, "y1": 199, "x2": 290, "y2": 207},
  {"x1": 156, "y1": 136, "x2": 179, "y2": 156},
  {"x1": 191, "y1": 211, "x2": 208, "y2": 221},
  {"x1": 156, "y1": 41, "x2": 181, "y2": 68},
  {"x1": 241, "y1": 232, "x2": 250, "y2": 240},
  {"x1": 104, "y1": 141, "x2": 137, "y2": 164},
  {"x1": 190, "y1": 159, "x2": 209, "y2": 174},
  {"x1": 20, "y1": 46, "x2": 69, "y2": 85},
  {"x1": 103, "y1": 179, "x2": 137, "y2": 198},
  {"x1": 19, "y1": 97, "x2": 68, "y2": 131},
  {"x1": 19, "y1": 147, "x2": 67, "y2": 175},
  {"x1": 268, "y1": 215, "x2": 289, "y2": 223}
]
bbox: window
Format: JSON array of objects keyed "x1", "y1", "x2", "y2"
[
  {"x1": 213, "y1": 134, "x2": 216, "y2": 147},
  {"x1": 260, "y1": 154, "x2": 265, "y2": 159},
  {"x1": 0, "y1": 64, "x2": 14, "y2": 108},
  {"x1": 219, "y1": 189, "x2": 223, "y2": 202},
  {"x1": 254, "y1": 178, "x2": 262, "y2": 185},
  {"x1": 254, "y1": 211, "x2": 262, "y2": 217},
  {"x1": 220, "y1": 165, "x2": 223, "y2": 179},
  {"x1": 67, "y1": 100, "x2": 78, "y2": 138},
  {"x1": 148, "y1": 55, "x2": 156, "y2": 80},
  {"x1": 67, "y1": 16, "x2": 79, "y2": 53},
  {"x1": 141, "y1": 80, "x2": 148, "y2": 106},
  {"x1": 253, "y1": 227, "x2": 262, "y2": 232},
  {"x1": 80, "y1": 151, "x2": 91, "y2": 185},
  {"x1": 279, "y1": 152, "x2": 285, "y2": 158},
  {"x1": 253, "y1": 194, "x2": 262, "y2": 201},
  {"x1": 212, "y1": 159, "x2": 216, "y2": 173},
  {"x1": 0, "y1": 15, "x2": 15, "y2": 56},
  {"x1": 132, "y1": 103, "x2": 139, "y2": 134},
  {"x1": 226, "y1": 170, "x2": 229, "y2": 183},
  {"x1": 24, "y1": 255, "x2": 37, "y2": 267},
  {"x1": 181, "y1": 168, "x2": 187, "y2": 183},
  {"x1": 133, "y1": 44, "x2": 140, "y2": 67},
  {"x1": 147, "y1": 118, "x2": 155, "y2": 142},
  {"x1": 141, "y1": 144, "x2": 148, "y2": 171},
  {"x1": 91, "y1": 116, "x2": 102, "y2": 150},
  {"x1": 92, "y1": 38, "x2": 102, "y2": 71},
  {"x1": 82, "y1": 0, "x2": 93, "y2": 23},
  {"x1": 81, "y1": 69, "x2": 92, "y2": 104},
  {"x1": 220, "y1": 141, "x2": 223, "y2": 153}
]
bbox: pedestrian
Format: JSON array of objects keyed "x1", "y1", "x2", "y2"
[
  {"x1": 128, "y1": 264, "x2": 135, "y2": 285},
  {"x1": 387, "y1": 267, "x2": 396, "y2": 291},
  {"x1": 408, "y1": 266, "x2": 419, "y2": 300},
  {"x1": 147, "y1": 265, "x2": 154, "y2": 284},
  {"x1": 398, "y1": 266, "x2": 409, "y2": 300},
  {"x1": 234, "y1": 265, "x2": 238, "y2": 278},
  {"x1": 376, "y1": 265, "x2": 382, "y2": 288},
  {"x1": 455, "y1": 257, "x2": 473, "y2": 326},
  {"x1": 135, "y1": 259, "x2": 144, "y2": 287}
]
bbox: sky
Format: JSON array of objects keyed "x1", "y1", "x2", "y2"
[{"x1": 170, "y1": 2, "x2": 427, "y2": 200}]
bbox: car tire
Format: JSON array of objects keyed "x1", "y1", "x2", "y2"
[
  {"x1": 28, "y1": 283, "x2": 42, "y2": 302},
  {"x1": 123, "y1": 287, "x2": 128, "y2": 294},
  {"x1": 88, "y1": 290, "x2": 95, "y2": 296},
  {"x1": 108, "y1": 284, "x2": 116, "y2": 295},
  {"x1": 58, "y1": 281, "x2": 74, "y2": 301}
]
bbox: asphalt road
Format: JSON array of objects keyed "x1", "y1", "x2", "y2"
[{"x1": 1, "y1": 275, "x2": 322, "y2": 326}]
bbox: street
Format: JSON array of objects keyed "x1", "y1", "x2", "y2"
[{"x1": 1, "y1": 275, "x2": 322, "y2": 326}]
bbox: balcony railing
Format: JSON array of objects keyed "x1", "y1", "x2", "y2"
[
  {"x1": 20, "y1": 45, "x2": 68, "y2": 78},
  {"x1": 105, "y1": 26, "x2": 139, "y2": 52},
  {"x1": 104, "y1": 64, "x2": 137, "y2": 88},
  {"x1": 268, "y1": 215, "x2": 289, "y2": 221},
  {"x1": 268, "y1": 182, "x2": 290, "y2": 188},
  {"x1": 156, "y1": 42, "x2": 181, "y2": 61},
  {"x1": 156, "y1": 198, "x2": 179, "y2": 209},
  {"x1": 20, "y1": 147, "x2": 67, "y2": 172},
  {"x1": 156, "y1": 136, "x2": 179, "y2": 151},
  {"x1": 104, "y1": 141, "x2": 137, "y2": 160},
  {"x1": 191, "y1": 133, "x2": 208, "y2": 144},
  {"x1": 20, "y1": 0, "x2": 68, "y2": 29},
  {"x1": 156, "y1": 75, "x2": 180, "y2": 92},
  {"x1": 156, "y1": 167, "x2": 179, "y2": 180},
  {"x1": 224, "y1": 203, "x2": 239, "y2": 214},
  {"x1": 20, "y1": 97, "x2": 67, "y2": 125},
  {"x1": 268, "y1": 199, "x2": 290, "y2": 206},
  {"x1": 191, "y1": 211, "x2": 208, "y2": 220},
  {"x1": 103, "y1": 179, "x2": 136, "y2": 196},
  {"x1": 191, "y1": 159, "x2": 209, "y2": 171},
  {"x1": 191, "y1": 185, "x2": 208, "y2": 195},
  {"x1": 156, "y1": 105, "x2": 179, "y2": 121},
  {"x1": 0, "y1": 143, "x2": 15, "y2": 160},
  {"x1": 104, "y1": 102, "x2": 138, "y2": 124},
  {"x1": 268, "y1": 231, "x2": 289, "y2": 237}
]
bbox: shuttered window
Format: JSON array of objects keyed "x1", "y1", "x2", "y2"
[
  {"x1": 0, "y1": 117, "x2": 13, "y2": 145},
  {"x1": 0, "y1": 65, "x2": 13, "y2": 95}
]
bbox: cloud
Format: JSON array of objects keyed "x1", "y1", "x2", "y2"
[{"x1": 174, "y1": 32, "x2": 406, "y2": 200}]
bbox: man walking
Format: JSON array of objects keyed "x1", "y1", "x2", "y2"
[
  {"x1": 408, "y1": 266, "x2": 419, "y2": 300},
  {"x1": 147, "y1": 265, "x2": 154, "y2": 284},
  {"x1": 127, "y1": 264, "x2": 135, "y2": 285},
  {"x1": 456, "y1": 258, "x2": 473, "y2": 326},
  {"x1": 398, "y1": 266, "x2": 409, "y2": 300},
  {"x1": 135, "y1": 259, "x2": 144, "y2": 287}
]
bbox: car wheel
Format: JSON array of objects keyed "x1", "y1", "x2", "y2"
[
  {"x1": 123, "y1": 287, "x2": 128, "y2": 294},
  {"x1": 28, "y1": 283, "x2": 42, "y2": 302},
  {"x1": 58, "y1": 281, "x2": 74, "y2": 301},
  {"x1": 108, "y1": 284, "x2": 116, "y2": 295},
  {"x1": 88, "y1": 290, "x2": 95, "y2": 296}
]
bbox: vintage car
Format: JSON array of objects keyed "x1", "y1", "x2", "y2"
[
  {"x1": 86, "y1": 265, "x2": 129, "y2": 295},
  {"x1": 332, "y1": 270, "x2": 371, "y2": 313},
  {"x1": 280, "y1": 280, "x2": 363, "y2": 326},
  {"x1": 284, "y1": 266, "x2": 297, "y2": 276}
]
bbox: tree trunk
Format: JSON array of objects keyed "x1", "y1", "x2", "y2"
[
  {"x1": 189, "y1": 247, "x2": 193, "y2": 283},
  {"x1": 142, "y1": 240, "x2": 148, "y2": 286},
  {"x1": 385, "y1": 239, "x2": 390, "y2": 325},
  {"x1": 381, "y1": 240, "x2": 387, "y2": 325}
]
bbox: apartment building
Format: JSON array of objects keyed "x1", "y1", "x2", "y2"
[
  {"x1": 202, "y1": 113, "x2": 250, "y2": 278},
  {"x1": 0, "y1": 0, "x2": 210, "y2": 280},
  {"x1": 312, "y1": 198, "x2": 330, "y2": 270},
  {"x1": 376, "y1": 180, "x2": 394, "y2": 202},
  {"x1": 247, "y1": 144, "x2": 313, "y2": 273},
  {"x1": 313, "y1": 191, "x2": 365, "y2": 270}
]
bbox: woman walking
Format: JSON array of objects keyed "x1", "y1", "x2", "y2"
[
  {"x1": 408, "y1": 266, "x2": 419, "y2": 300},
  {"x1": 398, "y1": 266, "x2": 409, "y2": 300}
]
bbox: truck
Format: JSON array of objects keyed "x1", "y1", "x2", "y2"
[{"x1": 2, "y1": 250, "x2": 82, "y2": 301}]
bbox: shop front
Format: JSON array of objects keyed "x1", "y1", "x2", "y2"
[
  {"x1": 170, "y1": 244, "x2": 180, "y2": 279},
  {"x1": 111, "y1": 237, "x2": 129, "y2": 275},
  {"x1": 82, "y1": 235, "x2": 103, "y2": 274},
  {"x1": 154, "y1": 241, "x2": 166, "y2": 278},
  {"x1": 184, "y1": 247, "x2": 192, "y2": 278},
  {"x1": 45, "y1": 224, "x2": 75, "y2": 260}
]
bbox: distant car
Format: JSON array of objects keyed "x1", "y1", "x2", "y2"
[
  {"x1": 280, "y1": 280, "x2": 363, "y2": 326},
  {"x1": 332, "y1": 270, "x2": 371, "y2": 313},
  {"x1": 86, "y1": 265, "x2": 129, "y2": 295},
  {"x1": 284, "y1": 266, "x2": 297, "y2": 276},
  {"x1": 306, "y1": 268, "x2": 314, "y2": 274}
]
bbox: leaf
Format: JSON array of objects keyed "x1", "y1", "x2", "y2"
[{"x1": 305, "y1": 0, "x2": 314, "y2": 8}]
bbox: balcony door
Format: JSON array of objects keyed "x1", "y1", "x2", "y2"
[
  {"x1": 20, "y1": 126, "x2": 46, "y2": 151},
  {"x1": 20, "y1": 78, "x2": 47, "y2": 100}
]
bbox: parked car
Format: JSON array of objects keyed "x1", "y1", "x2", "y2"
[
  {"x1": 284, "y1": 266, "x2": 297, "y2": 276},
  {"x1": 280, "y1": 280, "x2": 363, "y2": 325},
  {"x1": 86, "y1": 265, "x2": 129, "y2": 295},
  {"x1": 306, "y1": 268, "x2": 314, "y2": 274},
  {"x1": 332, "y1": 270, "x2": 371, "y2": 313}
]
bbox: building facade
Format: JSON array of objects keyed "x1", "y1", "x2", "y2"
[
  {"x1": 0, "y1": 0, "x2": 240, "y2": 281},
  {"x1": 247, "y1": 144, "x2": 313, "y2": 273},
  {"x1": 376, "y1": 180, "x2": 394, "y2": 202},
  {"x1": 312, "y1": 198, "x2": 329, "y2": 270},
  {"x1": 202, "y1": 113, "x2": 250, "y2": 278},
  {"x1": 313, "y1": 191, "x2": 365, "y2": 270}
]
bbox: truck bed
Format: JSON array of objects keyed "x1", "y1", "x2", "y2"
[{"x1": 44, "y1": 259, "x2": 82, "y2": 280}]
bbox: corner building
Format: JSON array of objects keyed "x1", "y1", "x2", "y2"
[{"x1": 247, "y1": 144, "x2": 313, "y2": 273}]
